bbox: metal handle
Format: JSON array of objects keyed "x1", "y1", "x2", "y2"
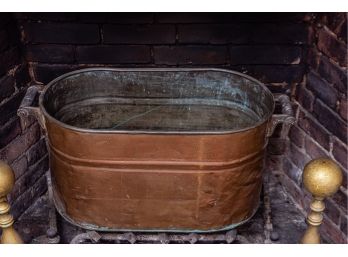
[
  {"x1": 266, "y1": 94, "x2": 295, "y2": 138},
  {"x1": 17, "y1": 85, "x2": 46, "y2": 131}
]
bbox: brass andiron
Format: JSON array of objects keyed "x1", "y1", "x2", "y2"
[
  {"x1": 301, "y1": 158, "x2": 343, "y2": 244},
  {"x1": 0, "y1": 161, "x2": 23, "y2": 244}
]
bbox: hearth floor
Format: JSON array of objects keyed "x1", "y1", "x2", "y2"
[{"x1": 14, "y1": 169, "x2": 307, "y2": 244}]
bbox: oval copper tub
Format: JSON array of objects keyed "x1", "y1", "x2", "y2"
[{"x1": 18, "y1": 68, "x2": 294, "y2": 232}]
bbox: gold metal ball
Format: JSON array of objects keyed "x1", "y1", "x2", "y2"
[
  {"x1": 0, "y1": 161, "x2": 15, "y2": 197},
  {"x1": 303, "y1": 158, "x2": 343, "y2": 198}
]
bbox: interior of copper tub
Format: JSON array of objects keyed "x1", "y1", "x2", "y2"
[{"x1": 42, "y1": 70, "x2": 274, "y2": 131}]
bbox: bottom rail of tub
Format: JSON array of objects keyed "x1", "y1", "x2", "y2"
[{"x1": 69, "y1": 229, "x2": 240, "y2": 244}]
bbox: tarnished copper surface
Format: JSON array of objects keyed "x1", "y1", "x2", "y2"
[
  {"x1": 47, "y1": 119, "x2": 267, "y2": 231},
  {"x1": 17, "y1": 68, "x2": 294, "y2": 232}
]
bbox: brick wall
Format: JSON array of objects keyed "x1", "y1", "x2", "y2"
[
  {"x1": 285, "y1": 13, "x2": 347, "y2": 243},
  {"x1": 14, "y1": 12, "x2": 310, "y2": 93},
  {"x1": 0, "y1": 13, "x2": 47, "y2": 219}
]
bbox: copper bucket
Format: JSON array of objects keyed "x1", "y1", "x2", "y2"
[{"x1": 18, "y1": 68, "x2": 294, "y2": 232}]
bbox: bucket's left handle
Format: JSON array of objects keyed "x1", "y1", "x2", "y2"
[
  {"x1": 266, "y1": 94, "x2": 295, "y2": 138},
  {"x1": 17, "y1": 85, "x2": 46, "y2": 131}
]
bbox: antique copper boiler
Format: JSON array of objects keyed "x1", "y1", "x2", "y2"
[{"x1": 18, "y1": 68, "x2": 294, "y2": 232}]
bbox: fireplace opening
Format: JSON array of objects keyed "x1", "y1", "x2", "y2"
[{"x1": 0, "y1": 12, "x2": 346, "y2": 244}]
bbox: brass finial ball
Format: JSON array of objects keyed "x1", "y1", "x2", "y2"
[
  {"x1": 0, "y1": 161, "x2": 15, "y2": 197},
  {"x1": 303, "y1": 158, "x2": 343, "y2": 198}
]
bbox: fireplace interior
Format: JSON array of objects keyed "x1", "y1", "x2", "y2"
[{"x1": 0, "y1": 12, "x2": 347, "y2": 243}]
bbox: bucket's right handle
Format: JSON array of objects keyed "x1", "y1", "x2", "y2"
[
  {"x1": 17, "y1": 85, "x2": 46, "y2": 131},
  {"x1": 266, "y1": 94, "x2": 295, "y2": 138}
]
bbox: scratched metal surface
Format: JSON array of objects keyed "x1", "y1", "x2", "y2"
[{"x1": 41, "y1": 68, "x2": 274, "y2": 133}]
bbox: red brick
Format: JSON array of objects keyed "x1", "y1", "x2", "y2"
[
  {"x1": 317, "y1": 27, "x2": 347, "y2": 67},
  {"x1": 252, "y1": 23, "x2": 311, "y2": 44},
  {"x1": 9, "y1": 155, "x2": 48, "y2": 203},
  {"x1": 232, "y1": 65, "x2": 305, "y2": 84},
  {"x1": 178, "y1": 23, "x2": 309, "y2": 45},
  {"x1": 23, "y1": 22, "x2": 100, "y2": 44},
  {"x1": 307, "y1": 46, "x2": 321, "y2": 70},
  {"x1": 292, "y1": 103, "x2": 299, "y2": 119},
  {"x1": 318, "y1": 55, "x2": 347, "y2": 94},
  {"x1": 0, "y1": 117, "x2": 22, "y2": 148},
  {"x1": 304, "y1": 136, "x2": 330, "y2": 160},
  {"x1": 156, "y1": 13, "x2": 223, "y2": 23},
  {"x1": 306, "y1": 71, "x2": 338, "y2": 109},
  {"x1": 289, "y1": 143, "x2": 311, "y2": 170},
  {"x1": 15, "y1": 13, "x2": 77, "y2": 21},
  {"x1": 178, "y1": 24, "x2": 244, "y2": 44},
  {"x1": 0, "y1": 89, "x2": 26, "y2": 126},
  {"x1": 279, "y1": 173, "x2": 304, "y2": 207},
  {"x1": 323, "y1": 13, "x2": 347, "y2": 41},
  {"x1": 300, "y1": 192, "x2": 312, "y2": 211},
  {"x1": 331, "y1": 189, "x2": 347, "y2": 213},
  {"x1": 295, "y1": 84, "x2": 314, "y2": 112},
  {"x1": 332, "y1": 138, "x2": 347, "y2": 169},
  {"x1": 11, "y1": 154, "x2": 27, "y2": 179},
  {"x1": 4, "y1": 21, "x2": 21, "y2": 46},
  {"x1": 0, "y1": 46, "x2": 20, "y2": 76},
  {"x1": 229, "y1": 46, "x2": 302, "y2": 65},
  {"x1": 77, "y1": 13, "x2": 109, "y2": 23},
  {"x1": 0, "y1": 14, "x2": 12, "y2": 29},
  {"x1": 325, "y1": 198, "x2": 341, "y2": 225},
  {"x1": 103, "y1": 25, "x2": 175, "y2": 44},
  {"x1": 340, "y1": 215, "x2": 348, "y2": 236},
  {"x1": 157, "y1": 13, "x2": 307, "y2": 24},
  {"x1": 78, "y1": 13, "x2": 154, "y2": 24},
  {"x1": 298, "y1": 110, "x2": 330, "y2": 150},
  {"x1": 26, "y1": 44, "x2": 75, "y2": 64},
  {"x1": 0, "y1": 123, "x2": 41, "y2": 164},
  {"x1": 339, "y1": 98, "x2": 347, "y2": 121},
  {"x1": 26, "y1": 138, "x2": 47, "y2": 166},
  {"x1": 154, "y1": 46, "x2": 228, "y2": 65},
  {"x1": 339, "y1": 169, "x2": 348, "y2": 189},
  {"x1": 14, "y1": 64, "x2": 30, "y2": 89},
  {"x1": 0, "y1": 22, "x2": 19, "y2": 49},
  {"x1": 336, "y1": 18, "x2": 347, "y2": 44},
  {"x1": 10, "y1": 175, "x2": 47, "y2": 219},
  {"x1": 289, "y1": 125, "x2": 305, "y2": 148},
  {"x1": 0, "y1": 29, "x2": 8, "y2": 51},
  {"x1": 283, "y1": 157, "x2": 302, "y2": 185},
  {"x1": 321, "y1": 215, "x2": 347, "y2": 243},
  {"x1": 76, "y1": 45, "x2": 151, "y2": 64},
  {"x1": 0, "y1": 74, "x2": 15, "y2": 103},
  {"x1": 313, "y1": 99, "x2": 347, "y2": 143}
]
